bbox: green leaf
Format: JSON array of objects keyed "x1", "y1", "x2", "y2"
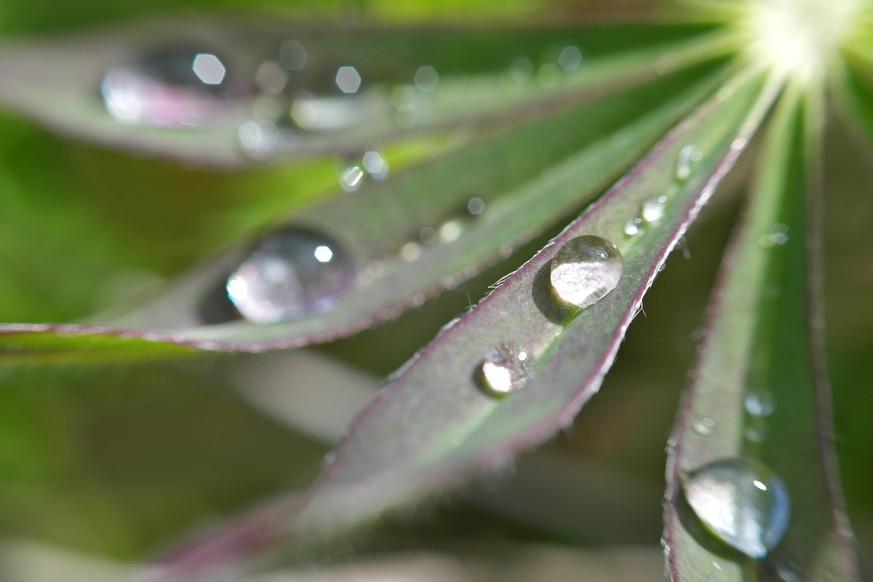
[
  {"x1": 663, "y1": 85, "x2": 859, "y2": 580},
  {"x1": 149, "y1": 67, "x2": 779, "y2": 579},
  {"x1": 1, "y1": 54, "x2": 732, "y2": 360},
  {"x1": 0, "y1": 15, "x2": 724, "y2": 167}
]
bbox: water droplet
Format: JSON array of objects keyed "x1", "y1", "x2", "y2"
[
  {"x1": 399, "y1": 241, "x2": 422, "y2": 262},
  {"x1": 419, "y1": 227, "x2": 438, "y2": 245},
  {"x1": 227, "y1": 227, "x2": 356, "y2": 323},
  {"x1": 675, "y1": 144, "x2": 703, "y2": 182},
  {"x1": 361, "y1": 150, "x2": 389, "y2": 179},
  {"x1": 335, "y1": 66, "x2": 362, "y2": 94},
  {"x1": 624, "y1": 217, "x2": 643, "y2": 237},
  {"x1": 712, "y1": 561, "x2": 722, "y2": 571},
  {"x1": 641, "y1": 195, "x2": 668, "y2": 223},
  {"x1": 558, "y1": 45, "x2": 583, "y2": 71},
  {"x1": 279, "y1": 40, "x2": 309, "y2": 71},
  {"x1": 467, "y1": 197, "x2": 486, "y2": 216},
  {"x1": 414, "y1": 65, "x2": 440, "y2": 92},
  {"x1": 682, "y1": 458, "x2": 790, "y2": 559},
  {"x1": 549, "y1": 235, "x2": 623, "y2": 309},
  {"x1": 693, "y1": 417, "x2": 716, "y2": 435},
  {"x1": 509, "y1": 56, "x2": 534, "y2": 83},
  {"x1": 745, "y1": 418, "x2": 768, "y2": 443},
  {"x1": 339, "y1": 165, "x2": 365, "y2": 192},
  {"x1": 438, "y1": 220, "x2": 463, "y2": 243},
  {"x1": 237, "y1": 120, "x2": 281, "y2": 158},
  {"x1": 745, "y1": 390, "x2": 775, "y2": 417},
  {"x1": 477, "y1": 345, "x2": 529, "y2": 397},
  {"x1": 759, "y1": 224, "x2": 789, "y2": 247},
  {"x1": 290, "y1": 92, "x2": 380, "y2": 132},
  {"x1": 101, "y1": 47, "x2": 239, "y2": 126}
]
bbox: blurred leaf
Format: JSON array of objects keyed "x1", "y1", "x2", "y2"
[
  {"x1": 149, "y1": 67, "x2": 779, "y2": 579},
  {"x1": 663, "y1": 85, "x2": 859, "y2": 580},
  {"x1": 0, "y1": 16, "x2": 723, "y2": 167},
  {"x1": 0, "y1": 53, "x2": 732, "y2": 359}
]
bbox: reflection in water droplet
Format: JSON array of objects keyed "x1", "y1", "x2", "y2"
[
  {"x1": 102, "y1": 47, "x2": 238, "y2": 126},
  {"x1": 558, "y1": 45, "x2": 583, "y2": 71},
  {"x1": 361, "y1": 150, "x2": 389, "y2": 179},
  {"x1": 745, "y1": 390, "x2": 775, "y2": 417},
  {"x1": 335, "y1": 66, "x2": 362, "y2": 94},
  {"x1": 549, "y1": 235, "x2": 623, "y2": 309},
  {"x1": 675, "y1": 144, "x2": 703, "y2": 182},
  {"x1": 759, "y1": 224, "x2": 789, "y2": 247},
  {"x1": 467, "y1": 197, "x2": 486, "y2": 216},
  {"x1": 227, "y1": 227, "x2": 356, "y2": 323},
  {"x1": 237, "y1": 120, "x2": 281, "y2": 157},
  {"x1": 340, "y1": 165, "x2": 365, "y2": 192},
  {"x1": 279, "y1": 40, "x2": 309, "y2": 71},
  {"x1": 682, "y1": 458, "x2": 790, "y2": 559},
  {"x1": 693, "y1": 417, "x2": 716, "y2": 435},
  {"x1": 624, "y1": 217, "x2": 643, "y2": 237},
  {"x1": 642, "y1": 195, "x2": 668, "y2": 223},
  {"x1": 477, "y1": 344, "x2": 529, "y2": 397},
  {"x1": 414, "y1": 65, "x2": 440, "y2": 92}
]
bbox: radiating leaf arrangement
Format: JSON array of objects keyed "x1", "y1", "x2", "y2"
[{"x1": 0, "y1": 0, "x2": 870, "y2": 580}]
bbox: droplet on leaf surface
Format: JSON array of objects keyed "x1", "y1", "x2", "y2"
[
  {"x1": 682, "y1": 458, "x2": 790, "y2": 559},
  {"x1": 477, "y1": 345, "x2": 529, "y2": 397},
  {"x1": 549, "y1": 235, "x2": 622, "y2": 309},
  {"x1": 101, "y1": 47, "x2": 238, "y2": 126},
  {"x1": 227, "y1": 227, "x2": 356, "y2": 323}
]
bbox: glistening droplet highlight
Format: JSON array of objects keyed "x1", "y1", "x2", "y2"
[
  {"x1": 682, "y1": 458, "x2": 790, "y2": 559},
  {"x1": 227, "y1": 227, "x2": 356, "y2": 323},
  {"x1": 477, "y1": 345, "x2": 529, "y2": 397},
  {"x1": 549, "y1": 235, "x2": 623, "y2": 309}
]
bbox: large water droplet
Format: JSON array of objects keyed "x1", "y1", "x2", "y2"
[
  {"x1": 227, "y1": 227, "x2": 356, "y2": 323},
  {"x1": 477, "y1": 345, "x2": 529, "y2": 397},
  {"x1": 682, "y1": 458, "x2": 790, "y2": 559},
  {"x1": 101, "y1": 47, "x2": 239, "y2": 126},
  {"x1": 549, "y1": 236, "x2": 623, "y2": 309}
]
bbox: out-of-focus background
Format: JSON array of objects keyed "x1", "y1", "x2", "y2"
[{"x1": 0, "y1": 1, "x2": 870, "y2": 579}]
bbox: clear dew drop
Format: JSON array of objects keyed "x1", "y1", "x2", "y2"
[
  {"x1": 467, "y1": 197, "x2": 486, "y2": 216},
  {"x1": 682, "y1": 458, "x2": 791, "y2": 559},
  {"x1": 477, "y1": 345, "x2": 529, "y2": 397},
  {"x1": 744, "y1": 390, "x2": 776, "y2": 417},
  {"x1": 624, "y1": 216, "x2": 643, "y2": 237},
  {"x1": 335, "y1": 65, "x2": 362, "y2": 94},
  {"x1": 549, "y1": 235, "x2": 623, "y2": 309},
  {"x1": 226, "y1": 227, "x2": 356, "y2": 323},
  {"x1": 693, "y1": 417, "x2": 716, "y2": 436},
  {"x1": 102, "y1": 47, "x2": 238, "y2": 126},
  {"x1": 361, "y1": 150, "x2": 389, "y2": 179},
  {"x1": 641, "y1": 195, "x2": 668, "y2": 223},
  {"x1": 759, "y1": 223, "x2": 790, "y2": 247},
  {"x1": 339, "y1": 164, "x2": 365, "y2": 192},
  {"x1": 675, "y1": 144, "x2": 703, "y2": 182}
]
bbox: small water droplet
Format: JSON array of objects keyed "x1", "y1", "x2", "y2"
[
  {"x1": 682, "y1": 458, "x2": 790, "y2": 559},
  {"x1": 549, "y1": 235, "x2": 623, "y2": 309},
  {"x1": 237, "y1": 120, "x2": 281, "y2": 158},
  {"x1": 414, "y1": 65, "x2": 440, "y2": 92},
  {"x1": 399, "y1": 241, "x2": 422, "y2": 262},
  {"x1": 693, "y1": 417, "x2": 716, "y2": 435},
  {"x1": 227, "y1": 227, "x2": 356, "y2": 323},
  {"x1": 745, "y1": 390, "x2": 775, "y2": 417},
  {"x1": 675, "y1": 144, "x2": 703, "y2": 182},
  {"x1": 361, "y1": 150, "x2": 389, "y2": 179},
  {"x1": 624, "y1": 217, "x2": 643, "y2": 237},
  {"x1": 641, "y1": 195, "x2": 668, "y2": 223},
  {"x1": 477, "y1": 344, "x2": 529, "y2": 397},
  {"x1": 558, "y1": 45, "x2": 583, "y2": 71},
  {"x1": 745, "y1": 418, "x2": 768, "y2": 443},
  {"x1": 335, "y1": 66, "x2": 362, "y2": 94},
  {"x1": 419, "y1": 227, "x2": 438, "y2": 245},
  {"x1": 712, "y1": 561, "x2": 722, "y2": 571},
  {"x1": 340, "y1": 165, "x2": 365, "y2": 192},
  {"x1": 467, "y1": 197, "x2": 486, "y2": 216},
  {"x1": 438, "y1": 220, "x2": 463, "y2": 243},
  {"x1": 102, "y1": 47, "x2": 239, "y2": 126},
  {"x1": 759, "y1": 224, "x2": 789, "y2": 247},
  {"x1": 279, "y1": 40, "x2": 309, "y2": 71}
]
